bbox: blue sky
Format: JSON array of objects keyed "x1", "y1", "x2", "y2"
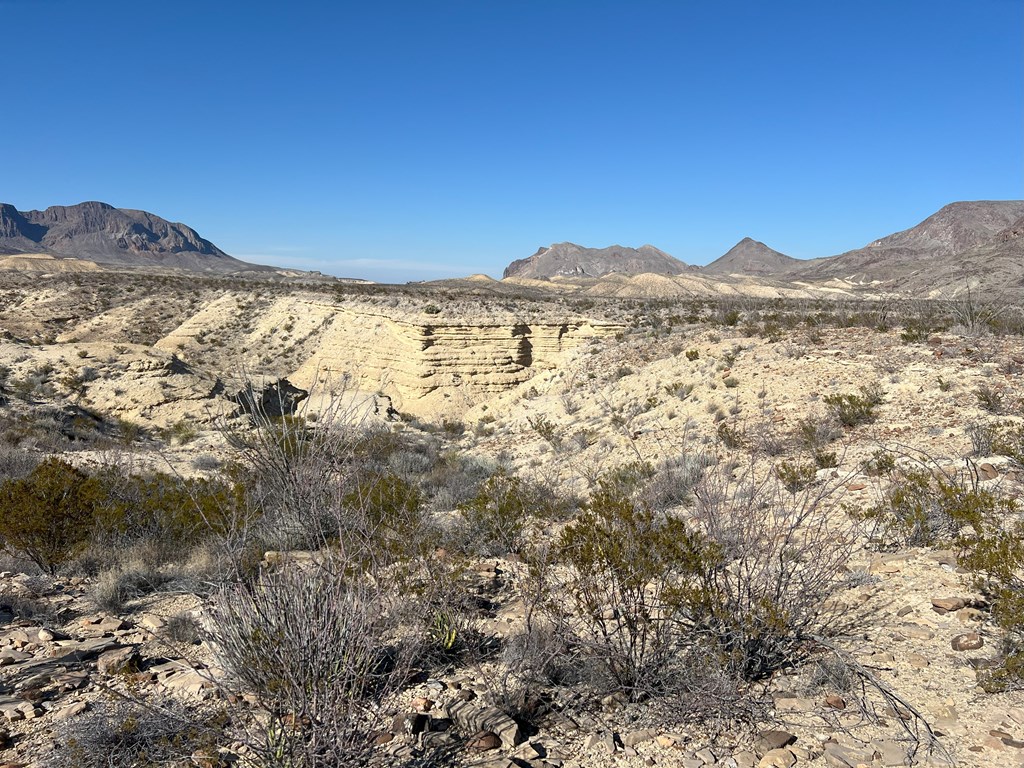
[{"x1": 2, "y1": 1, "x2": 1021, "y2": 282}]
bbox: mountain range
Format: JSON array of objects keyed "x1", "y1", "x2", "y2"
[
  {"x1": 0, "y1": 201, "x2": 262, "y2": 273},
  {"x1": 3, "y1": 199, "x2": 1023, "y2": 296},
  {"x1": 506, "y1": 200, "x2": 1024, "y2": 296}
]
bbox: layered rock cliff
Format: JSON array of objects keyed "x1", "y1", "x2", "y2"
[{"x1": 289, "y1": 304, "x2": 624, "y2": 417}]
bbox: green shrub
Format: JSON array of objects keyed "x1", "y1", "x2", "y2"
[
  {"x1": 863, "y1": 465, "x2": 1015, "y2": 549},
  {"x1": 341, "y1": 473, "x2": 429, "y2": 564},
  {"x1": 456, "y1": 471, "x2": 560, "y2": 555},
  {"x1": 775, "y1": 460, "x2": 817, "y2": 493},
  {"x1": 933, "y1": 473, "x2": 1024, "y2": 691},
  {"x1": 0, "y1": 459, "x2": 102, "y2": 573},
  {"x1": 553, "y1": 465, "x2": 851, "y2": 695},
  {"x1": 92, "y1": 470, "x2": 246, "y2": 554},
  {"x1": 557, "y1": 481, "x2": 712, "y2": 696},
  {"x1": 824, "y1": 383, "x2": 883, "y2": 427}
]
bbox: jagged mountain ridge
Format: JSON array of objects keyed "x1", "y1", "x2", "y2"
[
  {"x1": 0, "y1": 201, "x2": 263, "y2": 273},
  {"x1": 503, "y1": 242, "x2": 694, "y2": 279}
]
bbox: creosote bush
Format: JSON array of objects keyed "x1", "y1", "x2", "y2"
[
  {"x1": 824, "y1": 383, "x2": 883, "y2": 427},
  {"x1": 455, "y1": 470, "x2": 571, "y2": 555},
  {"x1": 550, "y1": 462, "x2": 851, "y2": 709},
  {"x1": 0, "y1": 459, "x2": 102, "y2": 573}
]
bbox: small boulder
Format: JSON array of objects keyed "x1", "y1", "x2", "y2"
[
  {"x1": 951, "y1": 632, "x2": 984, "y2": 651},
  {"x1": 466, "y1": 731, "x2": 502, "y2": 752}
]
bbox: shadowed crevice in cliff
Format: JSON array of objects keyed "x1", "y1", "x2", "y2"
[{"x1": 512, "y1": 324, "x2": 533, "y2": 367}]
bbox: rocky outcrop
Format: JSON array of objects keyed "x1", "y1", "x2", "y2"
[{"x1": 290, "y1": 303, "x2": 624, "y2": 417}]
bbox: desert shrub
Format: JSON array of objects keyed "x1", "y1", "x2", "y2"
[
  {"x1": 221, "y1": 398, "x2": 379, "y2": 552},
  {"x1": 775, "y1": 460, "x2": 818, "y2": 493},
  {"x1": 553, "y1": 464, "x2": 849, "y2": 700},
  {"x1": 824, "y1": 383, "x2": 883, "y2": 427},
  {"x1": 0, "y1": 445, "x2": 39, "y2": 482},
  {"x1": 556, "y1": 480, "x2": 711, "y2": 697},
  {"x1": 91, "y1": 470, "x2": 246, "y2": 555},
  {"x1": 528, "y1": 414, "x2": 561, "y2": 448},
  {"x1": 959, "y1": 516, "x2": 1024, "y2": 691},
  {"x1": 975, "y1": 383, "x2": 1004, "y2": 414},
  {"x1": 899, "y1": 320, "x2": 933, "y2": 343},
  {"x1": 747, "y1": 420, "x2": 786, "y2": 457},
  {"x1": 812, "y1": 447, "x2": 839, "y2": 469},
  {"x1": 421, "y1": 451, "x2": 495, "y2": 511},
  {"x1": 455, "y1": 470, "x2": 568, "y2": 555},
  {"x1": 863, "y1": 449, "x2": 897, "y2": 476},
  {"x1": 340, "y1": 472, "x2": 434, "y2": 564},
  {"x1": 687, "y1": 465, "x2": 851, "y2": 681},
  {"x1": 796, "y1": 413, "x2": 842, "y2": 450},
  {"x1": 640, "y1": 453, "x2": 716, "y2": 509},
  {"x1": 685, "y1": 349, "x2": 700, "y2": 361},
  {"x1": 55, "y1": 698, "x2": 225, "y2": 768},
  {"x1": 862, "y1": 464, "x2": 1016, "y2": 549},
  {"x1": 0, "y1": 458, "x2": 102, "y2": 573},
  {"x1": 966, "y1": 421, "x2": 999, "y2": 457},
  {"x1": 208, "y1": 558, "x2": 418, "y2": 767},
  {"x1": 90, "y1": 558, "x2": 170, "y2": 613},
  {"x1": 716, "y1": 421, "x2": 745, "y2": 449}
]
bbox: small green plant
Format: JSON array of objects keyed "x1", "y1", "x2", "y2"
[
  {"x1": 811, "y1": 447, "x2": 839, "y2": 469},
  {"x1": 423, "y1": 304, "x2": 441, "y2": 315},
  {"x1": 527, "y1": 414, "x2": 561, "y2": 448},
  {"x1": 824, "y1": 383, "x2": 883, "y2": 427},
  {"x1": 686, "y1": 349, "x2": 700, "y2": 361},
  {"x1": 775, "y1": 460, "x2": 817, "y2": 493}
]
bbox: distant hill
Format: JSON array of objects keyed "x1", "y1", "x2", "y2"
[
  {"x1": 702, "y1": 237, "x2": 798, "y2": 276},
  {"x1": 791, "y1": 201, "x2": 1024, "y2": 284},
  {"x1": 503, "y1": 242, "x2": 693, "y2": 279},
  {"x1": 0, "y1": 201, "x2": 264, "y2": 273}
]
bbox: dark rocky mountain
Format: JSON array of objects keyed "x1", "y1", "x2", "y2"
[
  {"x1": 894, "y1": 212, "x2": 1024, "y2": 297},
  {"x1": 503, "y1": 242, "x2": 692, "y2": 279},
  {"x1": 702, "y1": 237, "x2": 798, "y2": 276},
  {"x1": 791, "y1": 201, "x2": 1024, "y2": 283},
  {"x1": 0, "y1": 201, "x2": 263, "y2": 272}
]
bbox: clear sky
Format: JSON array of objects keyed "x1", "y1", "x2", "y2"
[{"x1": 2, "y1": 0, "x2": 1022, "y2": 282}]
